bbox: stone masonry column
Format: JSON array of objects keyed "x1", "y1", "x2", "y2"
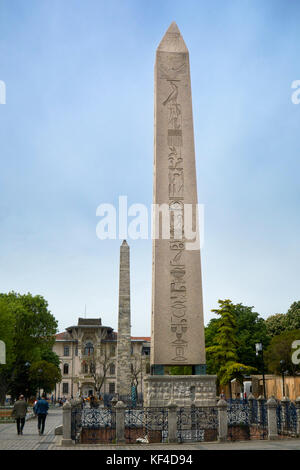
[
  {"x1": 61, "y1": 401, "x2": 73, "y2": 446},
  {"x1": 116, "y1": 401, "x2": 126, "y2": 444},
  {"x1": 267, "y1": 397, "x2": 278, "y2": 440},
  {"x1": 116, "y1": 240, "x2": 132, "y2": 397},
  {"x1": 217, "y1": 399, "x2": 228, "y2": 442},
  {"x1": 167, "y1": 402, "x2": 178, "y2": 443}
]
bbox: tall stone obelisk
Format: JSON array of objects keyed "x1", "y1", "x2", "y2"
[
  {"x1": 116, "y1": 240, "x2": 131, "y2": 396},
  {"x1": 146, "y1": 22, "x2": 216, "y2": 406}
]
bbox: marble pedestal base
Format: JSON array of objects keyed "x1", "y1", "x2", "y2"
[{"x1": 144, "y1": 375, "x2": 217, "y2": 407}]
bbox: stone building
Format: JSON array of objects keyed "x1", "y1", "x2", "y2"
[{"x1": 53, "y1": 317, "x2": 150, "y2": 400}]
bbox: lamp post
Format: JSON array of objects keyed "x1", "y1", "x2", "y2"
[
  {"x1": 24, "y1": 362, "x2": 31, "y2": 400},
  {"x1": 280, "y1": 360, "x2": 286, "y2": 398},
  {"x1": 37, "y1": 368, "x2": 43, "y2": 398},
  {"x1": 255, "y1": 342, "x2": 266, "y2": 398}
]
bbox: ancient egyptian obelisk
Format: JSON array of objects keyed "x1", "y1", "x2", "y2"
[
  {"x1": 116, "y1": 240, "x2": 131, "y2": 396},
  {"x1": 146, "y1": 22, "x2": 216, "y2": 406}
]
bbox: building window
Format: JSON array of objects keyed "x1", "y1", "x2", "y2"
[
  {"x1": 90, "y1": 362, "x2": 95, "y2": 374},
  {"x1": 110, "y1": 363, "x2": 115, "y2": 375},
  {"x1": 63, "y1": 364, "x2": 69, "y2": 375},
  {"x1": 110, "y1": 345, "x2": 116, "y2": 356},
  {"x1": 64, "y1": 346, "x2": 70, "y2": 356},
  {"x1": 75, "y1": 347, "x2": 78, "y2": 356},
  {"x1": 84, "y1": 342, "x2": 94, "y2": 356},
  {"x1": 146, "y1": 363, "x2": 150, "y2": 374},
  {"x1": 62, "y1": 383, "x2": 69, "y2": 394},
  {"x1": 109, "y1": 383, "x2": 115, "y2": 394},
  {"x1": 82, "y1": 362, "x2": 88, "y2": 374}
]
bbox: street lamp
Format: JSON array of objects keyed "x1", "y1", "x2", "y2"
[
  {"x1": 255, "y1": 342, "x2": 266, "y2": 398},
  {"x1": 37, "y1": 368, "x2": 43, "y2": 398},
  {"x1": 24, "y1": 362, "x2": 31, "y2": 401},
  {"x1": 280, "y1": 360, "x2": 286, "y2": 398}
]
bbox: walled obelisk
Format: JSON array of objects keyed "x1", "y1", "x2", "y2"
[
  {"x1": 116, "y1": 240, "x2": 131, "y2": 396},
  {"x1": 146, "y1": 22, "x2": 216, "y2": 406}
]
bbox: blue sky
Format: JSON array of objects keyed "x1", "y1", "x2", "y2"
[{"x1": 0, "y1": 0, "x2": 300, "y2": 336}]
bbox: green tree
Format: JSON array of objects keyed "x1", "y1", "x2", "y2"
[
  {"x1": 0, "y1": 298, "x2": 16, "y2": 404},
  {"x1": 264, "y1": 330, "x2": 300, "y2": 376},
  {"x1": 265, "y1": 314, "x2": 288, "y2": 337},
  {"x1": 286, "y1": 301, "x2": 300, "y2": 330},
  {"x1": 205, "y1": 302, "x2": 268, "y2": 373},
  {"x1": 29, "y1": 360, "x2": 62, "y2": 394},
  {"x1": 206, "y1": 300, "x2": 256, "y2": 396},
  {"x1": 0, "y1": 292, "x2": 58, "y2": 400}
]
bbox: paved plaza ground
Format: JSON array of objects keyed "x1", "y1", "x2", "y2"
[{"x1": 0, "y1": 409, "x2": 299, "y2": 450}]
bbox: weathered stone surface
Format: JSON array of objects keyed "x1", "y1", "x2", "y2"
[
  {"x1": 116, "y1": 240, "x2": 131, "y2": 396},
  {"x1": 144, "y1": 375, "x2": 217, "y2": 407},
  {"x1": 151, "y1": 22, "x2": 206, "y2": 368}
]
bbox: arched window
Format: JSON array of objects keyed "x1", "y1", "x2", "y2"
[
  {"x1": 84, "y1": 342, "x2": 94, "y2": 356},
  {"x1": 63, "y1": 364, "x2": 69, "y2": 375},
  {"x1": 110, "y1": 363, "x2": 115, "y2": 375}
]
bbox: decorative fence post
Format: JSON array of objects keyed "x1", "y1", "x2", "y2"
[
  {"x1": 167, "y1": 402, "x2": 178, "y2": 443},
  {"x1": 266, "y1": 397, "x2": 278, "y2": 440},
  {"x1": 62, "y1": 401, "x2": 73, "y2": 446},
  {"x1": 217, "y1": 399, "x2": 227, "y2": 442},
  {"x1": 116, "y1": 401, "x2": 126, "y2": 444}
]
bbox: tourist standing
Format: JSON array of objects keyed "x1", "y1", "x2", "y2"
[
  {"x1": 35, "y1": 394, "x2": 49, "y2": 435},
  {"x1": 12, "y1": 395, "x2": 28, "y2": 435}
]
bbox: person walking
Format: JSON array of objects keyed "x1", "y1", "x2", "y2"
[
  {"x1": 12, "y1": 395, "x2": 28, "y2": 435},
  {"x1": 35, "y1": 394, "x2": 49, "y2": 435}
]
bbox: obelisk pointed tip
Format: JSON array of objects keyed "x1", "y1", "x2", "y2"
[
  {"x1": 121, "y1": 239, "x2": 128, "y2": 246},
  {"x1": 157, "y1": 22, "x2": 188, "y2": 53},
  {"x1": 166, "y1": 21, "x2": 181, "y2": 34}
]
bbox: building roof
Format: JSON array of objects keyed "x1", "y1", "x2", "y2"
[
  {"x1": 55, "y1": 332, "x2": 73, "y2": 341},
  {"x1": 55, "y1": 332, "x2": 150, "y2": 342}
]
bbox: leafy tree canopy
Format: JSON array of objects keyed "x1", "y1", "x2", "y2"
[
  {"x1": 206, "y1": 300, "x2": 257, "y2": 388},
  {"x1": 29, "y1": 360, "x2": 62, "y2": 394},
  {"x1": 0, "y1": 292, "x2": 58, "y2": 402},
  {"x1": 205, "y1": 301, "x2": 268, "y2": 374},
  {"x1": 264, "y1": 330, "x2": 300, "y2": 376}
]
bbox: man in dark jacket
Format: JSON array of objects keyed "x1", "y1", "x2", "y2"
[
  {"x1": 12, "y1": 395, "x2": 28, "y2": 435},
  {"x1": 35, "y1": 394, "x2": 49, "y2": 435}
]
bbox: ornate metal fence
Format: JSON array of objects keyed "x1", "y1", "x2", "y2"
[
  {"x1": 277, "y1": 401, "x2": 298, "y2": 437},
  {"x1": 71, "y1": 407, "x2": 116, "y2": 444},
  {"x1": 227, "y1": 399, "x2": 267, "y2": 440},
  {"x1": 177, "y1": 406, "x2": 218, "y2": 442},
  {"x1": 125, "y1": 407, "x2": 168, "y2": 443}
]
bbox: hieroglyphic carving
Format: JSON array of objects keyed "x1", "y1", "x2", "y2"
[
  {"x1": 159, "y1": 55, "x2": 187, "y2": 80},
  {"x1": 163, "y1": 76, "x2": 188, "y2": 363}
]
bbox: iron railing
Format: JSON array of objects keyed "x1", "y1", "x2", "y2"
[{"x1": 177, "y1": 406, "x2": 218, "y2": 442}]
